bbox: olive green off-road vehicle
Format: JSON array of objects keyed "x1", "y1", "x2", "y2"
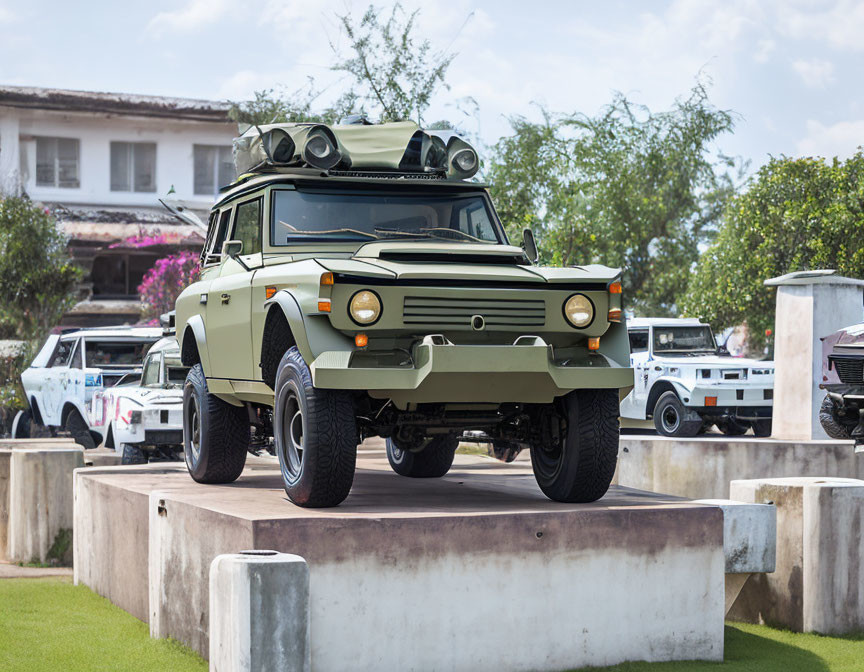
[{"x1": 175, "y1": 120, "x2": 633, "y2": 507}]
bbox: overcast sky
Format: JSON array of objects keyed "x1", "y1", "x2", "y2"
[{"x1": 2, "y1": 0, "x2": 863, "y2": 169}]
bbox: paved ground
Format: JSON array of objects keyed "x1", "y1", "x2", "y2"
[{"x1": 0, "y1": 561, "x2": 73, "y2": 579}]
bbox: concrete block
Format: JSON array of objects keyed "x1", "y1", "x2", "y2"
[
  {"x1": 618, "y1": 435, "x2": 861, "y2": 500},
  {"x1": 209, "y1": 551, "x2": 310, "y2": 672},
  {"x1": 729, "y1": 477, "x2": 864, "y2": 633},
  {"x1": 0, "y1": 448, "x2": 11, "y2": 561},
  {"x1": 693, "y1": 499, "x2": 776, "y2": 574},
  {"x1": 8, "y1": 446, "x2": 84, "y2": 564},
  {"x1": 82, "y1": 449, "x2": 123, "y2": 468}
]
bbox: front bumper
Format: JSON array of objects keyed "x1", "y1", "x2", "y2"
[
  {"x1": 310, "y1": 335, "x2": 633, "y2": 404},
  {"x1": 684, "y1": 382, "x2": 774, "y2": 409}
]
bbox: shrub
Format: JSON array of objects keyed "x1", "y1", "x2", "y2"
[{"x1": 138, "y1": 251, "x2": 200, "y2": 323}]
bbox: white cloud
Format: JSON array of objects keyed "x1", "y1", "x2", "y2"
[
  {"x1": 792, "y1": 58, "x2": 835, "y2": 87},
  {"x1": 0, "y1": 5, "x2": 15, "y2": 22},
  {"x1": 146, "y1": 0, "x2": 229, "y2": 36},
  {"x1": 754, "y1": 38, "x2": 775, "y2": 63},
  {"x1": 778, "y1": 0, "x2": 864, "y2": 51},
  {"x1": 797, "y1": 119, "x2": 864, "y2": 159}
]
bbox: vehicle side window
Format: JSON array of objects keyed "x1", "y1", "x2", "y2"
[
  {"x1": 200, "y1": 210, "x2": 218, "y2": 265},
  {"x1": 233, "y1": 198, "x2": 262, "y2": 255},
  {"x1": 48, "y1": 339, "x2": 75, "y2": 367},
  {"x1": 457, "y1": 201, "x2": 495, "y2": 241},
  {"x1": 629, "y1": 330, "x2": 649, "y2": 353},
  {"x1": 141, "y1": 354, "x2": 161, "y2": 386},
  {"x1": 69, "y1": 341, "x2": 83, "y2": 369},
  {"x1": 207, "y1": 209, "x2": 232, "y2": 263}
]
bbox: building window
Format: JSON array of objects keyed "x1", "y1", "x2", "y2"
[
  {"x1": 35, "y1": 137, "x2": 80, "y2": 188},
  {"x1": 110, "y1": 142, "x2": 156, "y2": 192},
  {"x1": 193, "y1": 145, "x2": 234, "y2": 195}
]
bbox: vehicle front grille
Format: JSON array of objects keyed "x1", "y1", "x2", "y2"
[
  {"x1": 831, "y1": 356, "x2": 864, "y2": 384},
  {"x1": 402, "y1": 296, "x2": 546, "y2": 328}
]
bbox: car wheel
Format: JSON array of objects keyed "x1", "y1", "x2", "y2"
[
  {"x1": 386, "y1": 435, "x2": 459, "y2": 477},
  {"x1": 716, "y1": 418, "x2": 749, "y2": 436},
  {"x1": 121, "y1": 443, "x2": 148, "y2": 465},
  {"x1": 653, "y1": 392, "x2": 703, "y2": 438},
  {"x1": 64, "y1": 408, "x2": 96, "y2": 449},
  {"x1": 530, "y1": 389, "x2": 619, "y2": 503},
  {"x1": 11, "y1": 409, "x2": 31, "y2": 439},
  {"x1": 273, "y1": 347, "x2": 357, "y2": 507},
  {"x1": 751, "y1": 419, "x2": 772, "y2": 438},
  {"x1": 818, "y1": 396, "x2": 852, "y2": 440},
  {"x1": 183, "y1": 363, "x2": 249, "y2": 484}
]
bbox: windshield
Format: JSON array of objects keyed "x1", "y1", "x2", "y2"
[
  {"x1": 85, "y1": 340, "x2": 155, "y2": 368},
  {"x1": 271, "y1": 189, "x2": 502, "y2": 245},
  {"x1": 652, "y1": 326, "x2": 716, "y2": 354}
]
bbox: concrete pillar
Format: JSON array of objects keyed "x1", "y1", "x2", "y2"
[
  {"x1": 209, "y1": 551, "x2": 310, "y2": 672},
  {"x1": 0, "y1": 113, "x2": 21, "y2": 197},
  {"x1": 729, "y1": 477, "x2": 864, "y2": 633},
  {"x1": 7, "y1": 446, "x2": 84, "y2": 564},
  {"x1": 765, "y1": 270, "x2": 864, "y2": 440},
  {"x1": 0, "y1": 448, "x2": 11, "y2": 561}
]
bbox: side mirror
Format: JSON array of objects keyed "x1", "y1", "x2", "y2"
[
  {"x1": 221, "y1": 240, "x2": 251, "y2": 271},
  {"x1": 522, "y1": 227, "x2": 539, "y2": 264}
]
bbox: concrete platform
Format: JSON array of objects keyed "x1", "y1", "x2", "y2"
[
  {"x1": 75, "y1": 447, "x2": 729, "y2": 671},
  {"x1": 616, "y1": 434, "x2": 862, "y2": 499}
]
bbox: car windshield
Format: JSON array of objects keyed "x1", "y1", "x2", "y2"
[
  {"x1": 164, "y1": 355, "x2": 188, "y2": 388},
  {"x1": 653, "y1": 327, "x2": 716, "y2": 354},
  {"x1": 271, "y1": 189, "x2": 503, "y2": 245},
  {"x1": 85, "y1": 340, "x2": 155, "y2": 368}
]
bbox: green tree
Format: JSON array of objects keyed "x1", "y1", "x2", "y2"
[
  {"x1": 229, "y1": 2, "x2": 456, "y2": 127},
  {"x1": 0, "y1": 197, "x2": 81, "y2": 340},
  {"x1": 682, "y1": 153, "x2": 864, "y2": 349},
  {"x1": 486, "y1": 84, "x2": 739, "y2": 316}
]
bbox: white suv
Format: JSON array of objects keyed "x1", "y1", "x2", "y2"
[{"x1": 620, "y1": 318, "x2": 774, "y2": 437}]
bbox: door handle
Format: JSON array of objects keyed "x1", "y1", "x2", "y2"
[{"x1": 221, "y1": 293, "x2": 230, "y2": 305}]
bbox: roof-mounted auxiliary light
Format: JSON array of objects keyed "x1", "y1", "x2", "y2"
[{"x1": 302, "y1": 127, "x2": 342, "y2": 170}]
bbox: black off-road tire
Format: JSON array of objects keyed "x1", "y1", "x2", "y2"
[
  {"x1": 819, "y1": 396, "x2": 853, "y2": 440},
  {"x1": 121, "y1": 443, "x2": 148, "y2": 465},
  {"x1": 387, "y1": 435, "x2": 459, "y2": 477},
  {"x1": 653, "y1": 392, "x2": 703, "y2": 438},
  {"x1": 274, "y1": 347, "x2": 357, "y2": 507},
  {"x1": 751, "y1": 419, "x2": 773, "y2": 438},
  {"x1": 717, "y1": 418, "x2": 749, "y2": 436},
  {"x1": 11, "y1": 409, "x2": 31, "y2": 439},
  {"x1": 64, "y1": 408, "x2": 96, "y2": 449},
  {"x1": 183, "y1": 363, "x2": 249, "y2": 484},
  {"x1": 530, "y1": 389, "x2": 619, "y2": 503}
]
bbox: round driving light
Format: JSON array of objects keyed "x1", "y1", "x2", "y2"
[
  {"x1": 563, "y1": 294, "x2": 594, "y2": 328},
  {"x1": 306, "y1": 135, "x2": 332, "y2": 159},
  {"x1": 349, "y1": 290, "x2": 382, "y2": 325},
  {"x1": 453, "y1": 148, "x2": 477, "y2": 173}
]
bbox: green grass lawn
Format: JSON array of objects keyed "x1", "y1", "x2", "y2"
[
  {"x1": 572, "y1": 623, "x2": 864, "y2": 672},
  {"x1": 0, "y1": 577, "x2": 206, "y2": 672}
]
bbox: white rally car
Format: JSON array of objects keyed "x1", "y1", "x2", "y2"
[
  {"x1": 620, "y1": 318, "x2": 775, "y2": 437},
  {"x1": 94, "y1": 337, "x2": 187, "y2": 464},
  {"x1": 16, "y1": 327, "x2": 163, "y2": 448}
]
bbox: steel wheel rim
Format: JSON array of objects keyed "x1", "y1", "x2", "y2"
[
  {"x1": 278, "y1": 386, "x2": 304, "y2": 484},
  {"x1": 661, "y1": 404, "x2": 680, "y2": 433},
  {"x1": 188, "y1": 396, "x2": 201, "y2": 465}
]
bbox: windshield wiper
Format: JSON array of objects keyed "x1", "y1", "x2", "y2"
[
  {"x1": 373, "y1": 227, "x2": 488, "y2": 243},
  {"x1": 279, "y1": 221, "x2": 379, "y2": 239}
]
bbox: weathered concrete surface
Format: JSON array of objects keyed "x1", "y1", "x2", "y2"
[
  {"x1": 729, "y1": 477, "x2": 864, "y2": 633},
  {"x1": 209, "y1": 552, "x2": 310, "y2": 672},
  {"x1": 0, "y1": 448, "x2": 11, "y2": 561},
  {"x1": 617, "y1": 434, "x2": 861, "y2": 499},
  {"x1": 693, "y1": 499, "x2": 776, "y2": 574},
  {"x1": 82, "y1": 449, "x2": 123, "y2": 468},
  {"x1": 76, "y1": 448, "x2": 727, "y2": 670},
  {"x1": 766, "y1": 273, "x2": 864, "y2": 440},
  {"x1": 8, "y1": 446, "x2": 84, "y2": 564}
]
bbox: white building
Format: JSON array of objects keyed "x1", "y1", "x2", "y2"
[{"x1": 0, "y1": 85, "x2": 237, "y2": 326}]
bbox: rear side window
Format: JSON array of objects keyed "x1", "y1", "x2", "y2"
[
  {"x1": 85, "y1": 341, "x2": 152, "y2": 368},
  {"x1": 49, "y1": 339, "x2": 76, "y2": 367},
  {"x1": 233, "y1": 198, "x2": 262, "y2": 255},
  {"x1": 629, "y1": 330, "x2": 649, "y2": 353}
]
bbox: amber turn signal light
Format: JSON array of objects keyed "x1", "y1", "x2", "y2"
[
  {"x1": 355, "y1": 334, "x2": 368, "y2": 348},
  {"x1": 265, "y1": 286, "x2": 277, "y2": 299},
  {"x1": 705, "y1": 396, "x2": 717, "y2": 407},
  {"x1": 608, "y1": 281, "x2": 622, "y2": 294},
  {"x1": 320, "y1": 272, "x2": 335, "y2": 286},
  {"x1": 317, "y1": 300, "x2": 331, "y2": 313},
  {"x1": 608, "y1": 308, "x2": 622, "y2": 322},
  {"x1": 588, "y1": 337, "x2": 600, "y2": 351}
]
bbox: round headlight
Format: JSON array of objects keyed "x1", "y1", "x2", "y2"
[
  {"x1": 302, "y1": 129, "x2": 342, "y2": 169},
  {"x1": 306, "y1": 135, "x2": 332, "y2": 159},
  {"x1": 349, "y1": 290, "x2": 382, "y2": 325},
  {"x1": 453, "y1": 148, "x2": 478, "y2": 173},
  {"x1": 563, "y1": 294, "x2": 594, "y2": 328}
]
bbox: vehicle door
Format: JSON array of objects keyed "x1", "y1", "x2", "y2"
[
  {"x1": 620, "y1": 329, "x2": 651, "y2": 418},
  {"x1": 206, "y1": 196, "x2": 263, "y2": 381},
  {"x1": 41, "y1": 338, "x2": 77, "y2": 425}
]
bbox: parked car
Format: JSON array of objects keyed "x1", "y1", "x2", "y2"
[
  {"x1": 620, "y1": 318, "x2": 775, "y2": 437},
  {"x1": 175, "y1": 120, "x2": 633, "y2": 507},
  {"x1": 819, "y1": 322, "x2": 864, "y2": 442},
  {"x1": 15, "y1": 327, "x2": 163, "y2": 448},
  {"x1": 93, "y1": 337, "x2": 187, "y2": 464}
]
